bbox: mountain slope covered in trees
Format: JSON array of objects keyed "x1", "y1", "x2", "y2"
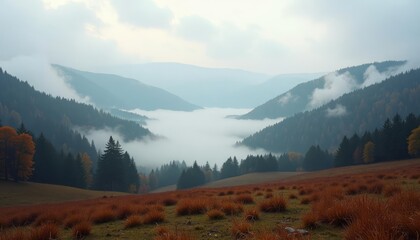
[
  {"x1": 241, "y1": 68, "x2": 420, "y2": 153},
  {"x1": 53, "y1": 64, "x2": 200, "y2": 111},
  {"x1": 0, "y1": 68, "x2": 152, "y2": 158},
  {"x1": 239, "y1": 61, "x2": 406, "y2": 119}
]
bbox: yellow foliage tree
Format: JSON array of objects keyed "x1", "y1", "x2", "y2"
[
  {"x1": 408, "y1": 126, "x2": 420, "y2": 157},
  {"x1": 81, "y1": 153, "x2": 93, "y2": 187},
  {"x1": 363, "y1": 141, "x2": 375, "y2": 164}
]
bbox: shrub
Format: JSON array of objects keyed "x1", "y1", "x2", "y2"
[
  {"x1": 162, "y1": 198, "x2": 178, "y2": 206},
  {"x1": 383, "y1": 185, "x2": 401, "y2": 197},
  {"x1": 64, "y1": 213, "x2": 85, "y2": 228},
  {"x1": 176, "y1": 199, "x2": 208, "y2": 216},
  {"x1": 91, "y1": 208, "x2": 116, "y2": 224},
  {"x1": 259, "y1": 196, "x2": 287, "y2": 213},
  {"x1": 124, "y1": 215, "x2": 142, "y2": 228},
  {"x1": 231, "y1": 220, "x2": 252, "y2": 239},
  {"x1": 301, "y1": 212, "x2": 318, "y2": 229},
  {"x1": 207, "y1": 209, "x2": 225, "y2": 220},
  {"x1": 244, "y1": 208, "x2": 259, "y2": 221},
  {"x1": 30, "y1": 223, "x2": 59, "y2": 240},
  {"x1": 34, "y1": 211, "x2": 62, "y2": 226},
  {"x1": 221, "y1": 201, "x2": 244, "y2": 215},
  {"x1": 72, "y1": 221, "x2": 92, "y2": 239},
  {"x1": 116, "y1": 205, "x2": 135, "y2": 219},
  {"x1": 234, "y1": 194, "x2": 254, "y2": 204},
  {"x1": 0, "y1": 228, "x2": 28, "y2": 240},
  {"x1": 143, "y1": 210, "x2": 165, "y2": 224}
]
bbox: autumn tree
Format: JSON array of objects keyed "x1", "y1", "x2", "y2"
[
  {"x1": 0, "y1": 126, "x2": 35, "y2": 181},
  {"x1": 408, "y1": 126, "x2": 420, "y2": 157},
  {"x1": 81, "y1": 153, "x2": 93, "y2": 187},
  {"x1": 363, "y1": 141, "x2": 375, "y2": 163}
]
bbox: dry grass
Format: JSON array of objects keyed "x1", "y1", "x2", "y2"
[
  {"x1": 176, "y1": 198, "x2": 208, "y2": 216},
  {"x1": 231, "y1": 219, "x2": 252, "y2": 239},
  {"x1": 72, "y1": 221, "x2": 92, "y2": 239},
  {"x1": 91, "y1": 208, "x2": 116, "y2": 224},
  {"x1": 206, "y1": 209, "x2": 225, "y2": 220},
  {"x1": 244, "y1": 207, "x2": 259, "y2": 221},
  {"x1": 259, "y1": 196, "x2": 287, "y2": 213},
  {"x1": 143, "y1": 210, "x2": 165, "y2": 224},
  {"x1": 30, "y1": 223, "x2": 59, "y2": 240},
  {"x1": 235, "y1": 194, "x2": 254, "y2": 204},
  {"x1": 124, "y1": 215, "x2": 142, "y2": 228}
]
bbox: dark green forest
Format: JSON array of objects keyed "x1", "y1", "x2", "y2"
[
  {"x1": 242, "y1": 68, "x2": 420, "y2": 153},
  {"x1": 239, "y1": 61, "x2": 405, "y2": 120},
  {"x1": 0, "y1": 68, "x2": 152, "y2": 157}
]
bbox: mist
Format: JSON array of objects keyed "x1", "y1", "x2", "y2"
[
  {"x1": 309, "y1": 64, "x2": 408, "y2": 110},
  {"x1": 0, "y1": 55, "x2": 89, "y2": 103},
  {"x1": 82, "y1": 108, "x2": 282, "y2": 169}
]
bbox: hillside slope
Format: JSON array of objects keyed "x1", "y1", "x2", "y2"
[
  {"x1": 241, "y1": 68, "x2": 420, "y2": 153},
  {"x1": 239, "y1": 61, "x2": 406, "y2": 119},
  {"x1": 0, "y1": 68, "x2": 151, "y2": 158},
  {"x1": 53, "y1": 65, "x2": 200, "y2": 111}
]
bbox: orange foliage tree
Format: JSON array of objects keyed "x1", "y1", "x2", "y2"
[{"x1": 0, "y1": 126, "x2": 35, "y2": 181}]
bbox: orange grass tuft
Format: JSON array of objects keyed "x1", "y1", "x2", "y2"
[
  {"x1": 231, "y1": 220, "x2": 252, "y2": 239},
  {"x1": 124, "y1": 215, "x2": 142, "y2": 228},
  {"x1": 244, "y1": 207, "x2": 259, "y2": 221},
  {"x1": 221, "y1": 201, "x2": 244, "y2": 215},
  {"x1": 207, "y1": 209, "x2": 225, "y2": 220},
  {"x1": 72, "y1": 221, "x2": 92, "y2": 239},
  {"x1": 176, "y1": 198, "x2": 208, "y2": 216},
  {"x1": 143, "y1": 210, "x2": 165, "y2": 224},
  {"x1": 30, "y1": 223, "x2": 59, "y2": 240},
  {"x1": 91, "y1": 208, "x2": 116, "y2": 224},
  {"x1": 234, "y1": 194, "x2": 254, "y2": 204},
  {"x1": 259, "y1": 196, "x2": 287, "y2": 213}
]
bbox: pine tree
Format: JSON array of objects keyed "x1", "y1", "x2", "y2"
[{"x1": 94, "y1": 136, "x2": 124, "y2": 191}]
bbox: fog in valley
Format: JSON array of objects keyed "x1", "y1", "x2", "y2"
[{"x1": 83, "y1": 108, "x2": 282, "y2": 169}]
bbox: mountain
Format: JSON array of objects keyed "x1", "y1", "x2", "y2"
[
  {"x1": 0, "y1": 68, "x2": 152, "y2": 158},
  {"x1": 241, "y1": 68, "x2": 420, "y2": 153},
  {"x1": 96, "y1": 62, "x2": 292, "y2": 108},
  {"x1": 239, "y1": 61, "x2": 406, "y2": 119},
  {"x1": 53, "y1": 65, "x2": 200, "y2": 111}
]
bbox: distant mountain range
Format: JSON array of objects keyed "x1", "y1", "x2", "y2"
[
  {"x1": 53, "y1": 65, "x2": 200, "y2": 112},
  {"x1": 241, "y1": 68, "x2": 420, "y2": 153},
  {"x1": 95, "y1": 62, "x2": 322, "y2": 108},
  {"x1": 239, "y1": 61, "x2": 406, "y2": 119}
]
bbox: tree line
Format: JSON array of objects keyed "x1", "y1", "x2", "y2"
[{"x1": 0, "y1": 121, "x2": 141, "y2": 193}]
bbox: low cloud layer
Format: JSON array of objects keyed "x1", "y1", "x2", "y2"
[
  {"x1": 82, "y1": 108, "x2": 282, "y2": 168},
  {"x1": 309, "y1": 71, "x2": 358, "y2": 109},
  {"x1": 309, "y1": 64, "x2": 406, "y2": 110},
  {"x1": 326, "y1": 104, "x2": 347, "y2": 117}
]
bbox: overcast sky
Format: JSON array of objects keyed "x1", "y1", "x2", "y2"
[{"x1": 1, "y1": 0, "x2": 419, "y2": 75}]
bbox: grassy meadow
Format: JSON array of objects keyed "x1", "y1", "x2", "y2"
[{"x1": 0, "y1": 159, "x2": 419, "y2": 240}]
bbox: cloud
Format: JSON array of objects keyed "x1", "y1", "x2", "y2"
[
  {"x1": 110, "y1": 0, "x2": 173, "y2": 29},
  {"x1": 0, "y1": 55, "x2": 89, "y2": 103},
  {"x1": 176, "y1": 15, "x2": 216, "y2": 42},
  {"x1": 326, "y1": 104, "x2": 347, "y2": 117},
  {"x1": 308, "y1": 71, "x2": 358, "y2": 109},
  {"x1": 81, "y1": 108, "x2": 282, "y2": 168},
  {"x1": 278, "y1": 92, "x2": 297, "y2": 106}
]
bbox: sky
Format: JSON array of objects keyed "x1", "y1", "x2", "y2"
[{"x1": 1, "y1": 0, "x2": 419, "y2": 75}]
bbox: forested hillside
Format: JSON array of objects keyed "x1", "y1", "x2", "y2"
[
  {"x1": 241, "y1": 68, "x2": 420, "y2": 153},
  {"x1": 0, "y1": 68, "x2": 152, "y2": 158},
  {"x1": 53, "y1": 65, "x2": 200, "y2": 111},
  {"x1": 239, "y1": 61, "x2": 405, "y2": 119}
]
